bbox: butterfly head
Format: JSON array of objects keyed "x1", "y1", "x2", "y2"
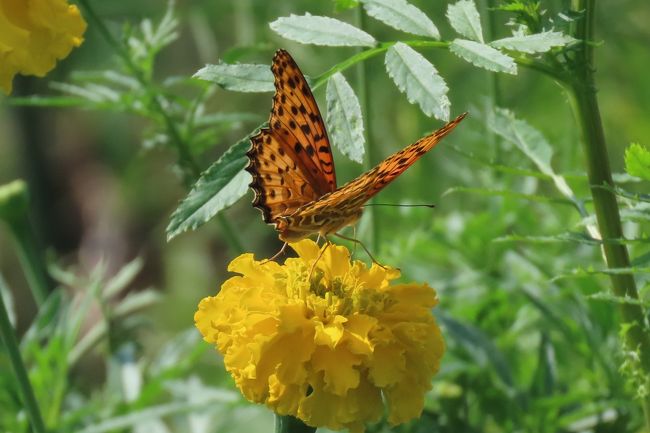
[{"x1": 275, "y1": 216, "x2": 306, "y2": 242}]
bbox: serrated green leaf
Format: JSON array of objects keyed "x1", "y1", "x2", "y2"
[
  {"x1": 193, "y1": 63, "x2": 273, "y2": 92},
  {"x1": 446, "y1": 0, "x2": 484, "y2": 42},
  {"x1": 166, "y1": 136, "x2": 252, "y2": 240},
  {"x1": 488, "y1": 108, "x2": 576, "y2": 200},
  {"x1": 269, "y1": 14, "x2": 376, "y2": 47},
  {"x1": 490, "y1": 31, "x2": 576, "y2": 53},
  {"x1": 326, "y1": 73, "x2": 365, "y2": 164},
  {"x1": 625, "y1": 143, "x2": 650, "y2": 181},
  {"x1": 450, "y1": 39, "x2": 517, "y2": 74},
  {"x1": 361, "y1": 0, "x2": 440, "y2": 39},
  {"x1": 384, "y1": 42, "x2": 450, "y2": 120}
]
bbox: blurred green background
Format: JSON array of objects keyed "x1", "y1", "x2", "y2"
[{"x1": 1, "y1": 0, "x2": 650, "y2": 432}]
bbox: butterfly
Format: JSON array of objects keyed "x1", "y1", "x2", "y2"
[{"x1": 246, "y1": 49, "x2": 466, "y2": 248}]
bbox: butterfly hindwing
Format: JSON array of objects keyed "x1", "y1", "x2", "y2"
[
  {"x1": 247, "y1": 49, "x2": 337, "y2": 223},
  {"x1": 247, "y1": 130, "x2": 321, "y2": 223}
]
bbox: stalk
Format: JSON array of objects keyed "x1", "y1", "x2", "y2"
[
  {"x1": 274, "y1": 414, "x2": 316, "y2": 433},
  {"x1": 0, "y1": 277, "x2": 46, "y2": 433},
  {"x1": 566, "y1": 0, "x2": 650, "y2": 419},
  {"x1": 0, "y1": 180, "x2": 50, "y2": 305}
]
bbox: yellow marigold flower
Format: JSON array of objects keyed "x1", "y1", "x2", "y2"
[
  {"x1": 0, "y1": 0, "x2": 86, "y2": 94},
  {"x1": 195, "y1": 240, "x2": 445, "y2": 433}
]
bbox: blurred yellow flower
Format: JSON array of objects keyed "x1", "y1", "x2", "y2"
[
  {"x1": 0, "y1": 0, "x2": 86, "y2": 94},
  {"x1": 195, "y1": 240, "x2": 445, "y2": 433}
]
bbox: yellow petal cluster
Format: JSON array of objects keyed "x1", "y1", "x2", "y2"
[
  {"x1": 0, "y1": 0, "x2": 86, "y2": 94},
  {"x1": 195, "y1": 240, "x2": 445, "y2": 432}
]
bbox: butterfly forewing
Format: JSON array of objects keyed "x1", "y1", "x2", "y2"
[
  {"x1": 289, "y1": 113, "x2": 467, "y2": 228},
  {"x1": 247, "y1": 49, "x2": 337, "y2": 224}
]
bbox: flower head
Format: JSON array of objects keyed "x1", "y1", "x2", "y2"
[
  {"x1": 195, "y1": 240, "x2": 445, "y2": 432},
  {"x1": 0, "y1": 0, "x2": 87, "y2": 94}
]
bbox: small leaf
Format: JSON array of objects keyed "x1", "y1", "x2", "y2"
[
  {"x1": 384, "y1": 42, "x2": 450, "y2": 120},
  {"x1": 490, "y1": 31, "x2": 576, "y2": 54},
  {"x1": 193, "y1": 63, "x2": 274, "y2": 93},
  {"x1": 446, "y1": 0, "x2": 484, "y2": 42},
  {"x1": 326, "y1": 73, "x2": 365, "y2": 164},
  {"x1": 625, "y1": 143, "x2": 650, "y2": 181},
  {"x1": 166, "y1": 136, "x2": 252, "y2": 240},
  {"x1": 361, "y1": 0, "x2": 440, "y2": 39},
  {"x1": 269, "y1": 13, "x2": 376, "y2": 47},
  {"x1": 450, "y1": 39, "x2": 517, "y2": 74},
  {"x1": 334, "y1": 0, "x2": 360, "y2": 11}
]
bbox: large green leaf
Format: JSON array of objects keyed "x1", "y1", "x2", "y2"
[
  {"x1": 269, "y1": 14, "x2": 376, "y2": 47},
  {"x1": 450, "y1": 39, "x2": 517, "y2": 74},
  {"x1": 384, "y1": 42, "x2": 450, "y2": 120},
  {"x1": 491, "y1": 31, "x2": 576, "y2": 54},
  {"x1": 361, "y1": 0, "x2": 439, "y2": 39},
  {"x1": 166, "y1": 135, "x2": 253, "y2": 241},
  {"x1": 446, "y1": 0, "x2": 484, "y2": 42},
  {"x1": 193, "y1": 62, "x2": 273, "y2": 92},
  {"x1": 326, "y1": 73, "x2": 365, "y2": 164}
]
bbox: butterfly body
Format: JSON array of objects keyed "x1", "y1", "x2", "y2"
[{"x1": 246, "y1": 50, "x2": 466, "y2": 242}]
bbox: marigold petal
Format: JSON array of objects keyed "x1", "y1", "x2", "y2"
[
  {"x1": 311, "y1": 346, "x2": 361, "y2": 395},
  {"x1": 342, "y1": 314, "x2": 376, "y2": 356},
  {"x1": 0, "y1": 0, "x2": 86, "y2": 93},
  {"x1": 290, "y1": 239, "x2": 321, "y2": 263},
  {"x1": 368, "y1": 342, "x2": 405, "y2": 386},
  {"x1": 313, "y1": 315, "x2": 346, "y2": 348}
]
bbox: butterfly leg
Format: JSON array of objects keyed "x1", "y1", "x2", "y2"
[
  {"x1": 333, "y1": 232, "x2": 387, "y2": 269},
  {"x1": 261, "y1": 241, "x2": 288, "y2": 264},
  {"x1": 308, "y1": 237, "x2": 331, "y2": 280}
]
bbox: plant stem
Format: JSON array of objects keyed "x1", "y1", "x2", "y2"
[
  {"x1": 0, "y1": 180, "x2": 50, "y2": 305},
  {"x1": 566, "y1": 0, "x2": 650, "y2": 417},
  {"x1": 0, "y1": 276, "x2": 46, "y2": 433},
  {"x1": 274, "y1": 414, "x2": 316, "y2": 433},
  {"x1": 77, "y1": 0, "x2": 245, "y2": 253},
  {"x1": 354, "y1": 6, "x2": 379, "y2": 251}
]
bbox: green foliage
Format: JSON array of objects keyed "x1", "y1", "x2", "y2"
[
  {"x1": 166, "y1": 135, "x2": 252, "y2": 241},
  {"x1": 325, "y1": 73, "x2": 366, "y2": 164},
  {"x1": 625, "y1": 143, "x2": 650, "y2": 181},
  {"x1": 269, "y1": 14, "x2": 377, "y2": 47},
  {"x1": 361, "y1": 0, "x2": 440, "y2": 39},
  {"x1": 384, "y1": 43, "x2": 450, "y2": 120}
]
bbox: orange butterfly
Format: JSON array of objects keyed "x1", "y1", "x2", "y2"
[{"x1": 246, "y1": 49, "x2": 466, "y2": 249}]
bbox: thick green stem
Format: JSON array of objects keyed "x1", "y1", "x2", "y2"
[
  {"x1": 274, "y1": 414, "x2": 316, "y2": 433},
  {"x1": 0, "y1": 180, "x2": 50, "y2": 305},
  {"x1": 567, "y1": 0, "x2": 650, "y2": 416},
  {"x1": 0, "y1": 277, "x2": 46, "y2": 433}
]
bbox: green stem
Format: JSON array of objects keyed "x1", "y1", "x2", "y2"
[
  {"x1": 566, "y1": 0, "x2": 650, "y2": 418},
  {"x1": 0, "y1": 277, "x2": 46, "y2": 433},
  {"x1": 354, "y1": 6, "x2": 379, "y2": 251},
  {"x1": 274, "y1": 414, "x2": 316, "y2": 433},
  {"x1": 9, "y1": 217, "x2": 51, "y2": 306},
  {"x1": 0, "y1": 180, "x2": 50, "y2": 305},
  {"x1": 77, "y1": 0, "x2": 245, "y2": 253}
]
